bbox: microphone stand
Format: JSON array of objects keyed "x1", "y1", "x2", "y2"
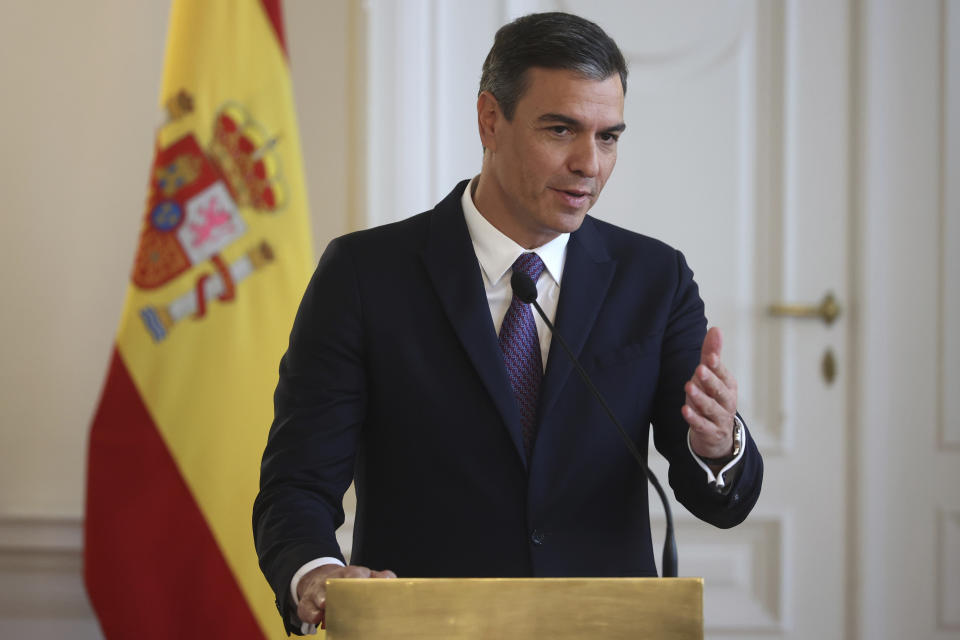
[{"x1": 514, "y1": 271, "x2": 678, "y2": 577}]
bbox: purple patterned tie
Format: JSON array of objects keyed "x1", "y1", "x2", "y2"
[{"x1": 499, "y1": 253, "x2": 546, "y2": 458}]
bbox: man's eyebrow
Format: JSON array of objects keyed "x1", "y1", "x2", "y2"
[
  {"x1": 537, "y1": 113, "x2": 626, "y2": 133},
  {"x1": 537, "y1": 113, "x2": 580, "y2": 126}
]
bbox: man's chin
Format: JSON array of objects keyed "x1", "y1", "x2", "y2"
[{"x1": 554, "y1": 207, "x2": 591, "y2": 231}]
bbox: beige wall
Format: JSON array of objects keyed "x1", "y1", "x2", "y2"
[{"x1": 0, "y1": 1, "x2": 360, "y2": 520}]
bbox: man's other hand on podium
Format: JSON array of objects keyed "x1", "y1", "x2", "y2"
[{"x1": 297, "y1": 563, "x2": 397, "y2": 627}]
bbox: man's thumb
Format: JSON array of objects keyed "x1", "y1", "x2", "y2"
[{"x1": 701, "y1": 326, "x2": 723, "y2": 364}]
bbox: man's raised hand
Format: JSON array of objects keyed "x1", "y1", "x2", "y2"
[{"x1": 682, "y1": 327, "x2": 738, "y2": 460}]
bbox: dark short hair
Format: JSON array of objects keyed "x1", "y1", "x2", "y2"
[{"x1": 479, "y1": 12, "x2": 628, "y2": 120}]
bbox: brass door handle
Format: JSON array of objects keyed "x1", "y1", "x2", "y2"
[{"x1": 768, "y1": 292, "x2": 841, "y2": 326}]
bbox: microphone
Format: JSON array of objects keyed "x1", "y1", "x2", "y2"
[{"x1": 511, "y1": 269, "x2": 678, "y2": 578}]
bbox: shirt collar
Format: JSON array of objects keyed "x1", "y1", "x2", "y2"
[{"x1": 461, "y1": 177, "x2": 569, "y2": 287}]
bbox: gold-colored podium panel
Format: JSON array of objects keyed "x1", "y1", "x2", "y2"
[{"x1": 325, "y1": 577, "x2": 703, "y2": 639}]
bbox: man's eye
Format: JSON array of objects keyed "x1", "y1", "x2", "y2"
[
  {"x1": 600, "y1": 132, "x2": 620, "y2": 143},
  {"x1": 550, "y1": 126, "x2": 570, "y2": 135}
]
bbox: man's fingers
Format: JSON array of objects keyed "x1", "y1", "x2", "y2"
[
  {"x1": 342, "y1": 565, "x2": 373, "y2": 579},
  {"x1": 688, "y1": 327, "x2": 739, "y2": 460},
  {"x1": 297, "y1": 593, "x2": 325, "y2": 625},
  {"x1": 297, "y1": 564, "x2": 390, "y2": 626},
  {"x1": 715, "y1": 360, "x2": 735, "y2": 392},
  {"x1": 684, "y1": 404, "x2": 734, "y2": 457},
  {"x1": 370, "y1": 569, "x2": 398, "y2": 579},
  {"x1": 685, "y1": 381, "x2": 728, "y2": 426},
  {"x1": 681, "y1": 402, "x2": 714, "y2": 434},
  {"x1": 691, "y1": 365, "x2": 737, "y2": 413},
  {"x1": 705, "y1": 356, "x2": 736, "y2": 393}
]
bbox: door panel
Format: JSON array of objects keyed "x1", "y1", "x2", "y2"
[{"x1": 550, "y1": 2, "x2": 849, "y2": 637}]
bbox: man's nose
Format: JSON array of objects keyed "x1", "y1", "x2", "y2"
[{"x1": 568, "y1": 137, "x2": 600, "y2": 178}]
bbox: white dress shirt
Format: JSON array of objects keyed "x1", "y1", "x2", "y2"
[{"x1": 460, "y1": 178, "x2": 568, "y2": 368}]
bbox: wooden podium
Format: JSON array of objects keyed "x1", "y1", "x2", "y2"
[{"x1": 324, "y1": 577, "x2": 703, "y2": 639}]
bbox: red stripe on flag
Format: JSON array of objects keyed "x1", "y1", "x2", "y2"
[
  {"x1": 259, "y1": 0, "x2": 287, "y2": 57},
  {"x1": 84, "y1": 348, "x2": 266, "y2": 639}
]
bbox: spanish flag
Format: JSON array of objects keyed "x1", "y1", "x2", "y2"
[{"x1": 84, "y1": 1, "x2": 313, "y2": 637}]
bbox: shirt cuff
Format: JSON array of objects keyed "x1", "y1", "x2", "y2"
[
  {"x1": 687, "y1": 415, "x2": 748, "y2": 490},
  {"x1": 290, "y1": 557, "x2": 345, "y2": 635}
]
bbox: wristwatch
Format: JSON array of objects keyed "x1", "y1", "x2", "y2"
[{"x1": 699, "y1": 418, "x2": 742, "y2": 466}]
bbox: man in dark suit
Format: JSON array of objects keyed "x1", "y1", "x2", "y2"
[{"x1": 254, "y1": 12, "x2": 762, "y2": 635}]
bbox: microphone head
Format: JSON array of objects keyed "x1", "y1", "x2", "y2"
[{"x1": 510, "y1": 269, "x2": 538, "y2": 304}]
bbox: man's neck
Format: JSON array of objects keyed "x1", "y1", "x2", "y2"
[{"x1": 471, "y1": 174, "x2": 558, "y2": 250}]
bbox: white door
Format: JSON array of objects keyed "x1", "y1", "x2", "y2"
[{"x1": 569, "y1": 2, "x2": 852, "y2": 637}]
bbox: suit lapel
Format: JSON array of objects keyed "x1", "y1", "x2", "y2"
[
  {"x1": 420, "y1": 183, "x2": 528, "y2": 467},
  {"x1": 537, "y1": 217, "x2": 615, "y2": 424}
]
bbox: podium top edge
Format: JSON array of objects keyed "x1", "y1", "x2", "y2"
[{"x1": 326, "y1": 577, "x2": 704, "y2": 585}]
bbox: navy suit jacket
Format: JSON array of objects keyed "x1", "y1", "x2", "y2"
[{"x1": 253, "y1": 180, "x2": 763, "y2": 632}]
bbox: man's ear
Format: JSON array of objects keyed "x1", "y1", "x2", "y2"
[{"x1": 477, "y1": 91, "x2": 501, "y2": 152}]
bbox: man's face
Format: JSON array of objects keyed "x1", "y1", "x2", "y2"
[{"x1": 475, "y1": 67, "x2": 625, "y2": 248}]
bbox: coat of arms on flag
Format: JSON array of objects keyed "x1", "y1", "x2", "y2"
[{"x1": 137, "y1": 94, "x2": 284, "y2": 342}]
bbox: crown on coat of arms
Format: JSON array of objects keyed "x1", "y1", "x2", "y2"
[{"x1": 209, "y1": 105, "x2": 285, "y2": 212}]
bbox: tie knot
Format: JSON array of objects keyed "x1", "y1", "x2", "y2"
[{"x1": 512, "y1": 252, "x2": 545, "y2": 283}]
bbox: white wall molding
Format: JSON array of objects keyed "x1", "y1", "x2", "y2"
[
  {"x1": 564, "y1": 0, "x2": 751, "y2": 89},
  {"x1": 0, "y1": 515, "x2": 82, "y2": 553},
  {"x1": 650, "y1": 512, "x2": 787, "y2": 634},
  {"x1": 362, "y1": 0, "x2": 510, "y2": 229},
  {"x1": 941, "y1": 0, "x2": 960, "y2": 451},
  {"x1": 0, "y1": 515, "x2": 93, "y2": 621},
  {"x1": 742, "y1": 0, "x2": 790, "y2": 456},
  {"x1": 364, "y1": 0, "x2": 435, "y2": 229},
  {"x1": 939, "y1": 509, "x2": 960, "y2": 629}
]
